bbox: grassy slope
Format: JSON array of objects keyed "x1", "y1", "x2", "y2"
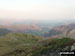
[
  {"x1": 0, "y1": 33, "x2": 44, "y2": 56},
  {"x1": 0, "y1": 33, "x2": 75, "y2": 56},
  {"x1": 31, "y1": 38, "x2": 75, "y2": 56}
]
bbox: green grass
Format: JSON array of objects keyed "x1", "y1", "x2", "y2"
[
  {"x1": 0, "y1": 33, "x2": 44, "y2": 56},
  {"x1": 0, "y1": 33, "x2": 75, "y2": 56}
]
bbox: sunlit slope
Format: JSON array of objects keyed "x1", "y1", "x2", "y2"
[
  {"x1": 0, "y1": 33, "x2": 75, "y2": 56},
  {"x1": 0, "y1": 33, "x2": 44, "y2": 56}
]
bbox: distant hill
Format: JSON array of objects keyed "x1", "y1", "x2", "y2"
[
  {"x1": 1, "y1": 23, "x2": 75, "y2": 37},
  {"x1": 0, "y1": 24, "x2": 49, "y2": 36},
  {"x1": 0, "y1": 29, "x2": 11, "y2": 36},
  {"x1": 44, "y1": 23, "x2": 75, "y2": 38}
]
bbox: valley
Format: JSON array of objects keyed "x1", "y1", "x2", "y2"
[{"x1": 0, "y1": 23, "x2": 75, "y2": 56}]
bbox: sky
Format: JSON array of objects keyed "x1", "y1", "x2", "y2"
[{"x1": 0, "y1": 0, "x2": 75, "y2": 22}]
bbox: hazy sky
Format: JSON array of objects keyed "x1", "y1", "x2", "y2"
[{"x1": 0, "y1": 0, "x2": 75, "y2": 22}]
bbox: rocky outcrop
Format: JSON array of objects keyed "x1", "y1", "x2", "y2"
[{"x1": 71, "y1": 43, "x2": 75, "y2": 51}]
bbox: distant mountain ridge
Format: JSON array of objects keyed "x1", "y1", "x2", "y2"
[
  {"x1": 44, "y1": 23, "x2": 75, "y2": 38},
  {"x1": 0, "y1": 24, "x2": 49, "y2": 36},
  {"x1": 0, "y1": 28, "x2": 11, "y2": 36},
  {"x1": 0, "y1": 24, "x2": 42, "y2": 31},
  {"x1": 1, "y1": 23, "x2": 75, "y2": 37}
]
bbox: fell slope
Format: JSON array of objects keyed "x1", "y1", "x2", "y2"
[
  {"x1": 0, "y1": 33, "x2": 44, "y2": 56},
  {"x1": 0, "y1": 33, "x2": 75, "y2": 56},
  {"x1": 44, "y1": 23, "x2": 75, "y2": 38}
]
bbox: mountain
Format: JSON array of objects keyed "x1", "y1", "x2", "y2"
[
  {"x1": 0, "y1": 33, "x2": 44, "y2": 56},
  {"x1": 0, "y1": 24, "x2": 42, "y2": 31},
  {"x1": 0, "y1": 33, "x2": 75, "y2": 56},
  {"x1": 0, "y1": 28, "x2": 11, "y2": 36},
  {"x1": 44, "y1": 23, "x2": 75, "y2": 38},
  {"x1": 0, "y1": 24, "x2": 49, "y2": 36}
]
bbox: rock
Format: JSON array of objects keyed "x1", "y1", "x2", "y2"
[{"x1": 71, "y1": 43, "x2": 75, "y2": 51}]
